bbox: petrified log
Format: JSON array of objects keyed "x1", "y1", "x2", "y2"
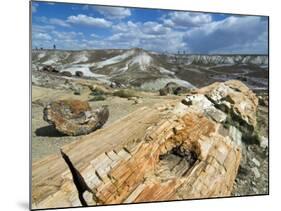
[
  {"x1": 198, "y1": 80, "x2": 258, "y2": 131},
  {"x1": 32, "y1": 80, "x2": 257, "y2": 209},
  {"x1": 43, "y1": 100, "x2": 109, "y2": 136}
]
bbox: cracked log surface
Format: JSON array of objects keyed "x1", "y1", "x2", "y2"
[{"x1": 32, "y1": 80, "x2": 257, "y2": 209}]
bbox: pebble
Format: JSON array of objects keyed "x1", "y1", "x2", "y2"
[
  {"x1": 251, "y1": 167, "x2": 261, "y2": 178},
  {"x1": 133, "y1": 99, "x2": 142, "y2": 104},
  {"x1": 260, "y1": 136, "x2": 268, "y2": 149},
  {"x1": 252, "y1": 158, "x2": 261, "y2": 167},
  {"x1": 252, "y1": 187, "x2": 259, "y2": 194}
]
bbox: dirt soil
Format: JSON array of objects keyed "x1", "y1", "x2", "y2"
[
  {"x1": 31, "y1": 69, "x2": 269, "y2": 198},
  {"x1": 232, "y1": 96, "x2": 269, "y2": 196},
  {"x1": 31, "y1": 85, "x2": 180, "y2": 161}
]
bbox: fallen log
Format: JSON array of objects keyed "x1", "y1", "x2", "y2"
[{"x1": 32, "y1": 80, "x2": 257, "y2": 209}]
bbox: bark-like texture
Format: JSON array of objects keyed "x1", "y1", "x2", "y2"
[
  {"x1": 32, "y1": 80, "x2": 257, "y2": 209},
  {"x1": 43, "y1": 100, "x2": 109, "y2": 136}
]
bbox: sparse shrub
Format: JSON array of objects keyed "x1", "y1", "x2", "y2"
[
  {"x1": 113, "y1": 89, "x2": 140, "y2": 98},
  {"x1": 90, "y1": 85, "x2": 110, "y2": 96},
  {"x1": 89, "y1": 95, "x2": 106, "y2": 101},
  {"x1": 90, "y1": 89, "x2": 105, "y2": 96}
]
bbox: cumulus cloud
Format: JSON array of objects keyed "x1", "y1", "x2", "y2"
[
  {"x1": 142, "y1": 22, "x2": 171, "y2": 35},
  {"x1": 32, "y1": 24, "x2": 55, "y2": 33},
  {"x1": 51, "y1": 31, "x2": 83, "y2": 40},
  {"x1": 32, "y1": 4, "x2": 268, "y2": 54},
  {"x1": 34, "y1": 16, "x2": 71, "y2": 28},
  {"x1": 94, "y1": 6, "x2": 131, "y2": 20},
  {"x1": 67, "y1": 14, "x2": 112, "y2": 27},
  {"x1": 109, "y1": 21, "x2": 185, "y2": 52},
  {"x1": 183, "y1": 16, "x2": 268, "y2": 54},
  {"x1": 49, "y1": 18, "x2": 71, "y2": 27},
  {"x1": 33, "y1": 32, "x2": 52, "y2": 41},
  {"x1": 163, "y1": 12, "x2": 212, "y2": 28},
  {"x1": 32, "y1": 24, "x2": 86, "y2": 49}
]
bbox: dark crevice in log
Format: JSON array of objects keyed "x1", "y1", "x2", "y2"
[
  {"x1": 60, "y1": 149, "x2": 93, "y2": 206},
  {"x1": 158, "y1": 145, "x2": 198, "y2": 178}
]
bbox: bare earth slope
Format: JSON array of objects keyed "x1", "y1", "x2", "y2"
[{"x1": 32, "y1": 48, "x2": 268, "y2": 91}]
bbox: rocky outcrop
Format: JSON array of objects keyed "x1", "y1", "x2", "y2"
[
  {"x1": 61, "y1": 71, "x2": 72, "y2": 77},
  {"x1": 43, "y1": 100, "x2": 109, "y2": 136},
  {"x1": 197, "y1": 80, "x2": 258, "y2": 137},
  {"x1": 258, "y1": 95, "x2": 269, "y2": 107},
  {"x1": 75, "y1": 71, "x2": 84, "y2": 77},
  {"x1": 170, "y1": 54, "x2": 268, "y2": 66},
  {"x1": 159, "y1": 82, "x2": 190, "y2": 96},
  {"x1": 41, "y1": 65, "x2": 59, "y2": 73},
  {"x1": 32, "y1": 80, "x2": 258, "y2": 209}
]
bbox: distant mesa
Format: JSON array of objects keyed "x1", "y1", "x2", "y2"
[{"x1": 32, "y1": 48, "x2": 268, "y2": 90}]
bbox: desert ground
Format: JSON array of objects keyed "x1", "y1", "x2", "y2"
[{"x1": 31, "y1": 48, "x2": 268, "y2": 207}]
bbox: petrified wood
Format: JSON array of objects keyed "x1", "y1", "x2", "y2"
[
  {"x1": 32, "y1": 81, "x2": 257, "y2": 209},
  {"x1": 43, "y1": 100, "x2": 109, "y2": 136}
]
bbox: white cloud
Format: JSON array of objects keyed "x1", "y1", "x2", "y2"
[
  {"x1": 32, "y1": 8, "x2": 268, "y2": 54},
  {"x1": 183, "y1": 16, "x2": 268, "y2": 54},
  {"x1": 33, "y1": 32, "x2": 52, "y2": 41},
  {"x1": 142, "y1": 22, "x2": 171, "y2": 35},
  {"x1": 34, "y1": 16, "x2": 71, "y2": 28},
  {"x1": 32, "y1": 25, "x2": 86, "y2": 50},
  {"x1": 109, "y1": 21, "x2": 185, "y2": 52},
  {"x1": 94, "y1": 6, "x2": 131, "y2": 20},
  {"x1": 49, "y1": 18, "x2": 71, "y2": 27},
  {"x1": 51, "y1": 31, "x2": 81, "y2": 40},
  {"x1": 32, "y1": 24, "x2": 55, "y2": 33},
  {"x1": 163, "y1": 11, "x2": 212, "y2": 28},
  {"x1": 67, "y1": 14, "x2": 112, "y2": 27}
]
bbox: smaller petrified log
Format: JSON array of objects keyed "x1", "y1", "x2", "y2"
[{"x1": 43, "y1": 100, "x2": 109, "y2": 136}]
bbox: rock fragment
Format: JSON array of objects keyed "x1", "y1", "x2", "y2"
[
  {"x1": 198, "y1": 80, "x2": 258, "y2": 136},
  {"x1": 75, "y1": 71, "x2": 84, "y2": 77},
  {"x1": 41, "y1": 65, "x2": 59, "y2": 73},
  {"x1": 159, "y1": 82, "x2": 190, "y2": 96},
  {"x1": 252, "y1": 158, "x2": 260, "y2": 167},
  {"x1": 61, "y1": 71, "x2": 72, "y2": 77},
  {"x1": 251, "y1": 167, "x2": 261, "y2": 178},
  {"x1": 259, "y1": 136, "x2": 268, "y2": 149},
  {"x1": 43, "y1": 100, "x2": 109, "y2": 136}
]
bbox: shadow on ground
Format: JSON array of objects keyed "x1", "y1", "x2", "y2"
[{"x1": 35, "y1": 125, "x2": 65, "y2": 137}]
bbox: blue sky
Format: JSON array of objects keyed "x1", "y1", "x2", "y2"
[{"x1": 32, "y1": 1, "x2": 268, "y2": 54}]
